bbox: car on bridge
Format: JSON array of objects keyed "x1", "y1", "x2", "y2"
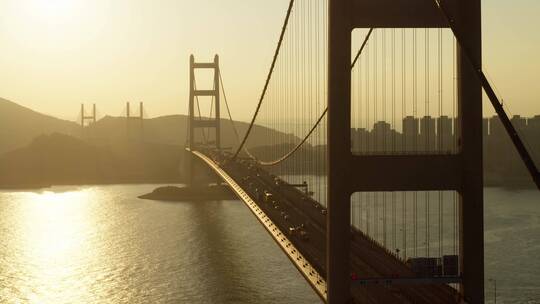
[{"x1": 289, "y1": 224, "x2": 309, "y2": 241}]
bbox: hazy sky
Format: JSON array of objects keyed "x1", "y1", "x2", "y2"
[{"x1": 0, "y1": 0, "x2": 538, "y2": 122}]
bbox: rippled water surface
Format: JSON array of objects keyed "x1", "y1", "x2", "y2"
[
  {"x1": 0, "y1": 185, "x2": 320, "y2": 304},
  {"x1": 0, "y1": 185, "x2": 538, "y2": 303}
]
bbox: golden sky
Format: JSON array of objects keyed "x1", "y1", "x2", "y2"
[{"x1": 0, "y1": 0, "x2": 538, "y2": 122}]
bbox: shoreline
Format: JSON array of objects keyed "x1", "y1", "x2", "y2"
[
  {"x1": 0, "y1": 181, "x2": 537, "y2": 191},
  {"x1": 139, "y1": 184, "x2": 237, "y2": 201},
  {"x1": 0, "y1": 179, "x2": 186, "y2": 191}
]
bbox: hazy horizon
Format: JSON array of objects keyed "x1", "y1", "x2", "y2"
[
  {"x1": 1, "y1": 2, "x2": 539, "y2": 304},
  {"x1": 0, "y1": 0, "x2": 539, "y2": 123}
]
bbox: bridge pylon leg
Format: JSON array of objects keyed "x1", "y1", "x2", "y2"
[
  {"x1": 456, "y1": 0, "x2": 484, "y2": 302},
  {"x1": 327, "y1": 0, "x2": 484, "y2": 302},
  {"x1": 327, "y1": 0, "x2": 352, "y2": 303}
]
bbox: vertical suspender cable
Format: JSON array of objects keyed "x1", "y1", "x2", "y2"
[
  {"x1": 382, "y1": 29, "x2": 387, "y2": 247},
  {"x1": 438, "y1": 28, "x2": 443, "y2": 258},
  {"x1": 232, "y1": 0, "x2": 295, "y2": 160},
  {"x1": 402, "y1": 28, "x2": 407, "y2": 260},
  {"x1": 391, "y1": 28, "x2": 397, "y2": 252},
  {"x1": 413, "y1": 29, "x2": 418, "y2": 256},
  {"x1": 425, "y1": 28, "x2": 430, "y2": 257},
  {"x1": 452, "y1": 36, "x2": 458, "y2": 256}
]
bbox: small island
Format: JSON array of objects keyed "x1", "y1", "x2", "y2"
[{"x1": 139, "y1": 184, "x2": 237, "y2": 202}]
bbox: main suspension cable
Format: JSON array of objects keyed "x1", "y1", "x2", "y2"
[
  {"x1": 236, "y1": 28, "x2": 374, "y2": 166},
  {"x1": 232, "y1": 0, "x2": 295, "y2": 160},
  {"x1": 256, "y1": 28, "x2": 373, "y2": 166},
  {"x1": 219, "y1": 69, "x2": 241, "y2": 144},
  {"x1": 433, "y1": 0, "x2": 540, "y2": 190},
  {"x1": 229, "y1": 0, "x2": 375, "y2": 166},
  {"x1": 194, "y1": 78, "x2": 208, "y2": 144}
]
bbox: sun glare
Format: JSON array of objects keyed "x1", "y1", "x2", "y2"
[
  {"x1": 24, "y1": 191, "x2": 89, "y2": 256},
  {"x1": 7, "y1": 189, "x2": 99, "y2": 303},
  {"x1": 25, "y1": 0, "x2": 80, "y2": 24}
]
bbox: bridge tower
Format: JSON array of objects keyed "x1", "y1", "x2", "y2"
[
  {"x1": 80, "y1": 103, "x2": 96, "y2": 127},
  {"x1": 80, "y1": 103, "x2": 97, "y2": 137},
  {"x1": 188, "y1": 54, "x2": 221, "y2": 151},
  {"x1": 186, "y1": 55, "x2": 221, "y2": 185},
  {"x1": 126, "y1": 101, "x2": 144, "y2": 141},
  {"x1": 327, "y1": 0, "x2": 483, "y2": 303}
]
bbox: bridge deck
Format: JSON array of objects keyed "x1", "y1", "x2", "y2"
[{"x1": 192, "y1": 149, "x2": 460, "y2": 303}]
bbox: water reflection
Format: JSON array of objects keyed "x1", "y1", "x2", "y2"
[
  {"x1": 22, "y1": 191, "x2": 88, "y2": 256},
  {"x1": 9, "y1": 189, "x2": 98, "y2": 303},
  {"x1": 0, "y1": 185, "x2": 321, "y2": 304},
  {"x1": 4, "y1": 185, "x2": 535, "y2": 303}
]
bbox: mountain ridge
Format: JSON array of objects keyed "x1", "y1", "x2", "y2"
[
  {"x1": 0, "y1": 97, "x2": 298, "y2": 153},
  {"x1": 0, "y1": 98, "x2": 79, "y2": 153}
]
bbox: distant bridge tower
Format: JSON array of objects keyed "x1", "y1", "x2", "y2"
[
  {"x1": 80, "y1": 103, "x2": 96, "y2": 127},
  {"x1": 80, "y1": 103, "x2": 97, "y2": 132},
  {"x1": 80, "y1": 103, "x2": 97, "y2": 138},
  {"x1": 126, "y1": 101, "x2": 144, "y2": 141},
  {"x1": 188, "y1": 54, "x2": 221, "y2": 151}
]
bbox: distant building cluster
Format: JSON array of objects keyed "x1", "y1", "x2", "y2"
[
  {"x1": 488, "y1": 114, "x2": 540, "y2": 138},
  {"x1": 350, "y1": 115, "x2": 540, "y2": 155},
  {"x1": 484, "y1": 115, "x2": 540, "y2": 185}
]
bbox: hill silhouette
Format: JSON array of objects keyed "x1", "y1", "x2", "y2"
[
  {"x1": 83, "y1": 114, "x2": 297, "y2": 149},
  {"x1": 0, "y1": 133, "x2": 189, "y2": 187},
  {"x1": 0, "y1": 97, "x2": 298, "y2": 153},
  {"x1": 0, "y1": 133, "x2": 123, "y2": 187},
  {"x1": 0, "y1": 98, "x2": 298, "y2": 187},
  {"x1": 0, "y1": 98, "x2": 79, "y2": 153},
  {"x1": 0, "y1": 98, "x2": 537, "y2": 188}
]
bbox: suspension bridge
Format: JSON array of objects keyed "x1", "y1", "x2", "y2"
[{"x1": 184, "y1": 0, "x2": 540, "y2": 303}]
